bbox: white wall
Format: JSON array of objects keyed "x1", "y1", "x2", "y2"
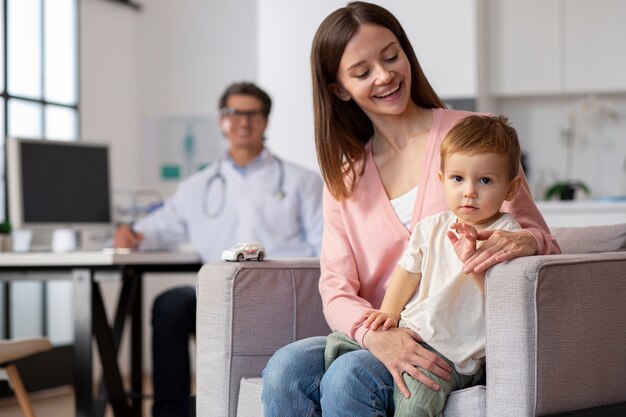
[
  {"x1": 137, "y1": 0, "x2": 257, "y2": 116},
  {"x1": 80, "y1": 0, "x2": 140, "y2": 192}
]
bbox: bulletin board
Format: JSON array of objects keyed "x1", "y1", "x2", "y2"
[{"x1": 141, "y1": 115, "x2": 224, "y2": 185}]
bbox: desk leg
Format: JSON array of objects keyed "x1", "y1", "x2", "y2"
[
  {"x1": 128, "y1": 268, "x2": 143, "y2": 417},
  {"x1": 93, "y1": 283, "x2": 132, "y2": 417},
  {"x1": 73, "y1": 269, "x2": 94, "y2": 417},
  {"x1": 95, "y1": 275, "x2": 138, "y2": 417}
]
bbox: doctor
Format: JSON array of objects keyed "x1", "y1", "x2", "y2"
[{"x1": 114, "y1": 81, "x2": 323, "y2": 417}]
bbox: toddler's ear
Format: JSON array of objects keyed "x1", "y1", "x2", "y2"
[
  {"x1": 438, "y1": 170, "x2": 444, "y2": 183},
  {"x1": 505, "y1": 175, "x2": 522, "y2": 201}
]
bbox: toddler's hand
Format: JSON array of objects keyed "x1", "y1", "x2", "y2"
[
  {"x1": 448, "y1": 222, "x2": 479, "y2": 263},
  {"x1": 361, "y1": 309, "x2": 399, "y2": 331}
]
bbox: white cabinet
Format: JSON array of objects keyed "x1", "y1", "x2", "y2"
[
  {"x1": 488, "y1": 0, "x2": 561, "y2": 96},
  {"x1": 537, "y1": 201, "x2": 626, "y2": 228},
  {"x1": 393, "y1": 0, "x2": 477, "y2": 99},
  {"x1": 489, "y1": 0, "x2": 626, "y2": 96},
  {"x1": 563, "y1": 0, "x2": 626, "y2": 92}
]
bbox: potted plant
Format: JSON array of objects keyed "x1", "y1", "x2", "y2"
[
  {"x1": 0, "y1": 220, "x2": 11, "y2": 252},
  {"x1": 544, "y1": 180, "x2": 590, "y2": 201},
  {"x1": 544, "y1": 96, "x2": 617, "y2": 201},
  {"x1": 544, "y1": 113, "x2": 590, "y2": 201}
]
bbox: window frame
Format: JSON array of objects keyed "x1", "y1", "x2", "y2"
[
  {"x1": 1, "y1": 0, "x2": 81, "y2": 223},
  {"x1": 0, "y1": 0, "x2": 80, "y2": 398}
]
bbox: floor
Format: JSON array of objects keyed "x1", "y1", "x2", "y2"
[{"x1": 0, "y1": 376, "x2": 157, "y2": 417}]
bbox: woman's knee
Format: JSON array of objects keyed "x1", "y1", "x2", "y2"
[
  {"x1": 263, "y1": 336, "x2": 326, "y2": 393},
  {"x1": 321, "y1": 349, "x2": 393, "y2": 408}
]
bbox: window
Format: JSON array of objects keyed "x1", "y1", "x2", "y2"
[
  {"x1": 1, "y1": 0, "x2": 79, "y2": 224},
  {"x1": 0, "y1": 0, "x2": 79, "y2": 396}
]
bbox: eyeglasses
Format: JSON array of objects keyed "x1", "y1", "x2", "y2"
[{"x1": 220, "y1": 108, "x2": 266, "y2": 124}]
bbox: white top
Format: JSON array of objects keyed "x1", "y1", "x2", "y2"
[
  {"x1": 134, "y1": 149, "x2": 323, "y2": 263},
  {"x1": 397, "y1": 211, "x2": 521, "y2": 374},
  {"x1": 390, "y1": 186, "x2": 418, "y2": 229}
]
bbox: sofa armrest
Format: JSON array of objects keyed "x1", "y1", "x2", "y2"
[
  {"x1": 485, "y1": 251, "x2": 626, "y2": 417},
  {"x1": 196, "y1": 258, "x2": 329, "y2": 417}
]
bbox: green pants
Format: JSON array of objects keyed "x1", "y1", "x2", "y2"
[{"x1": 324, "y1": 331, "x2": 483, "y2": 417}]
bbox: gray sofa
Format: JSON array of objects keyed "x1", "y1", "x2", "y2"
[{"x1": 196, "y1": 224, "x2": 626, "y2": 417}]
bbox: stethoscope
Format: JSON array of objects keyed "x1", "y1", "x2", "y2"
[{"x1": 202, "y1": 154, "x2": 286, "y2": 218}]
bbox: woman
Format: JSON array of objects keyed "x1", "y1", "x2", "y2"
[{"x1": 262, "y1": 2, "x2": 560, "y2": 415}]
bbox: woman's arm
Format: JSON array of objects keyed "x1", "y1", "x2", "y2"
[
  {"x1": 362, "y1": 266, "x2": 421, "y2": 331},
  {"x1": 318, "y1": 187, "x2": 380, "y2": 342}
]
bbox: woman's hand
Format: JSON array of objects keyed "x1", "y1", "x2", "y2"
[
  {"x1": 363, "y1": 327, "x2": 452, "y2": 398},
  {"x1": 462, "y1": 229, "x2": 537, "y2": 274}
]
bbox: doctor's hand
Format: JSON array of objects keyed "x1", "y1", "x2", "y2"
[
  {"x1": 462, "y1": 229, "x2": 536, "y2": 274},
  {"x1": 114, "y1": 224, "x2": 144, "y2": 250},
  {"x1": 363, "y1": 327, "x2": 452, "y2": 399}
]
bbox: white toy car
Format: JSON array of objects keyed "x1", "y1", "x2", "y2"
[{"x1": 221, "y1": 242, "x2": 266, "y2": 262}]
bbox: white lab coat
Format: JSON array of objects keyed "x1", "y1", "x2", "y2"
[{"x1": 134, "y1": 149, "x2": 323, "y2": 262}]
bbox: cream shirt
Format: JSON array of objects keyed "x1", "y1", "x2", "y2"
[{"x1": 397, "y1": 211, "x2": 521, "y2": 374}]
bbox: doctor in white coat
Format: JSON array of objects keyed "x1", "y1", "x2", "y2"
[{"x1": 114, "y1": 82, "x2": 323, "y2": 417}]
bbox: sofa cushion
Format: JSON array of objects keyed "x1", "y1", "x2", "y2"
[
  {"x1": 237, "y1": 378, "x2": 264, "y2": 417},
  {"x1": 236, "y1": 377, "x2": 486, "y2": 417},
  {"x1": 551, "y1": 223, "x2": 626, "y2": 254},
  {"x1": 445, "y1": 385, "x2": 486, "y2": 417}
]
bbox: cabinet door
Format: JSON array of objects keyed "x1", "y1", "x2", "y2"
[
  {"x1": 488, "y1": 0, "x2": 561, "y2": 96},
  {"x1": 563, "y1": 0, "x2": 626, "y2": 92},
  {"x1": 390, "y1": 0, "x2": 477, "y2": 99}
]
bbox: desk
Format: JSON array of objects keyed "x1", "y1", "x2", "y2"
[{"x1": 0, "y1": 250, "x2": 202, "y2": 417}]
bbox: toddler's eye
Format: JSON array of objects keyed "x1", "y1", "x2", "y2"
[
  {"x1": 451, "y1": 176, "x2": 463, "y2": 183},
  {"x1": 479, "y1": 178, "x2": 492, "y2": 185}
]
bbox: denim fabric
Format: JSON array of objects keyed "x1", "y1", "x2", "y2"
[
  {"x1": 152, "y1": 286, "x2": 196, "y2": 417},
  {"x1": 262, "y1": 336, "x2": 395, "y2": 417}
]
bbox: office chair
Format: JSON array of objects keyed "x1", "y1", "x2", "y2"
[{"x1": 0, "y1": 337, "x2": 52, "y2": 417}]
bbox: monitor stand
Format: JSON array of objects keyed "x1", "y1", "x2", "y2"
[
  {"x1": 16, "y1": 226, "x2": 113, "y2": 252},
  {"x1": 51, "y1": 229, "x2": 80, "y2": 253}
]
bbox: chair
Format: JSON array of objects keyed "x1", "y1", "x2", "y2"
[
  {"x1": 196, "y1": 224, "x2": 626, "y2": 417},
  {"x1": 0, "y1": 337, "x2": 52, "y2": 417}
]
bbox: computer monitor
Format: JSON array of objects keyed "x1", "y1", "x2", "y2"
[{"x1": 7, "y1": 137, "x2": 113, "y2": 250}]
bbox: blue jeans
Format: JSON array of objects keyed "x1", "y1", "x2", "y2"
[
  {"x1": 151, "y1": 286, "x2": 196, "y2": 417},
  {"x1": 262, "y1": 336, "x2": 395, "y2": 417}
]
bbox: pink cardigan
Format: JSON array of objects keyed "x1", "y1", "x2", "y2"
[{"x1": 319, "y1": 108, "x2": 561, "y2": 346}]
